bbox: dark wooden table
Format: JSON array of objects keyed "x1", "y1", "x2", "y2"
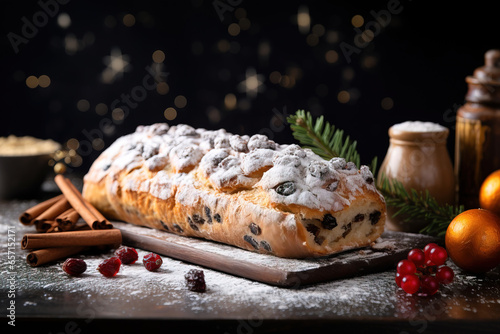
[{"x1": 1, "y1": 179, "x2": 499, "y2": 334}]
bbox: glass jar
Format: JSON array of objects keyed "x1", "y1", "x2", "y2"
[{"x1": 377, "y1": 121, "x2": 455, "y2": 232}]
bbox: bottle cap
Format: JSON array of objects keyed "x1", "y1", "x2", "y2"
[{"x1": 466, "y1": 50, "x2": 500, "y2": 104}]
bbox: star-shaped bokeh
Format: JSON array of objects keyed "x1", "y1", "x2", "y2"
[
  {"x1": 238, "y1": 68, "x2": 265, "y2": 99},
  {"x1": 101, "y1": 48, "x2": 131, "y2": 84}
]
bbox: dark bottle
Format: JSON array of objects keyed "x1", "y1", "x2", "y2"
[{"x1": 455, "y1": 50, "x2": 500, "y2": 208}]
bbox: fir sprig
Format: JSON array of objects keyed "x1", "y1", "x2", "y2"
[
  {"x1": 378, "y1": 174, "x2": 464, "y2": 236},
  {"x1": 287, "y1": 110, "x2": 378, "y2": 173}
]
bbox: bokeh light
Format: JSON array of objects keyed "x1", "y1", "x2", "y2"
[
  {"x1": 174, "y1": 95, "x2": 187, "y2": 108},
  {"x1": 38, "y1": 75, "x2": 51, "y2": 88},
  {"x1": 123, "y1": 14, "x2": 136, "y2": 27},
  {"x1": 77, "y1": 99, "x2": 90, "y2": 112},
  {"x1": 152, "y1": 50, "x2": 165, "y2": 63},
  {"x1": 351, "y1": 15, "x2": 364, "y2": 28},
  {"x1": 164, "y1": 107, "x2": 177, "y2": 120},
  {"x1": 26, "y1": 76, "x2": 38, "y2": 88}
]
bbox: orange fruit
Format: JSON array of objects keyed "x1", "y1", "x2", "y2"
[
  {"x1": 445, "y1": 209, "x2": 500, "y2": 273},
  {"x1": 479, "y1": 169, "x2": 500, "y2": 216}
]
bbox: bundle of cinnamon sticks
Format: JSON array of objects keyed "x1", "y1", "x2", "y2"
[
  {"x1": 19, "y1": 175, "x2": 113, "y2": 232},
  {"x1": 20, "y1": 175, "x2": 121, "y2": 266}
]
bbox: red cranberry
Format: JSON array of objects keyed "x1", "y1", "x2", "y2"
[
  {"x1": 421, "y1": 276, "x2": 439, "y2": 295},
  {"x1": 97, "y1": 257, "x2": 121, "y2": 277},
  {"x1": 436, "y1": 266, "x2": 455, "y2": 284},
  {"x1": 115, "y1": 246, "x2": 139, "y2": 265},
  {"x1": 143, "y1": 253, "x2": 162, "y2": 271},
  {"x1": 401, "y1": 274, "x2": 420, "y2": 294},
  {"x1": 62, "y1": 258, "x2": 87, "y2": 276}
]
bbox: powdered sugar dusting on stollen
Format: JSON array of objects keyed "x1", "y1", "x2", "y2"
[{"x1": 84, "y1": 123, "x2": 381, "y2": 212}]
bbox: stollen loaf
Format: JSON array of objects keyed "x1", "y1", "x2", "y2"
[{"x1": 82, "y1": 123, "x2": 386, "y2": 258}]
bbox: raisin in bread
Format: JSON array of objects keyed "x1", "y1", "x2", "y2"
[{"x1": 82, "y1": 123, "x2": 386, "y2": 258}]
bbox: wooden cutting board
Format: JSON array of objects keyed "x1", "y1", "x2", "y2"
[{"x1": 114, "y1": 221, "x2": 438, "y2": 288}]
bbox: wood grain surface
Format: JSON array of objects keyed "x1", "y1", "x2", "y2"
[{"x1": 115, "y1": 222, "x2": 438, "y2": 287}]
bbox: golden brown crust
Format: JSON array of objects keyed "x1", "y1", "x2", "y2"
[{"x1": 83, "y1": 123, "x2": 386, "y2": 258}]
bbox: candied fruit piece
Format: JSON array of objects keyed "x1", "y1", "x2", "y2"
[
  {"x1": 249, "y1": 222, "x2": 261, "y2": 235},
  {"x1": 260, "y1": 240, "x2": 272, "y2": 252},
  {"x1": 204, "y1": 206, "x2": 213, "y2": 223},
  {"x1": 353, "y1": 214, "x2": 365, "y2": 222},
  {"x1": 275, "y1": 181, "x2": 296, "y2": 196},
  {"x1": 187, "y1": 217, "x2": 199, "y2": 231},
  {"x1": 185, "y1": 269, "x2": 206, "y2": 292},
  {"x1": 159, "y1": 220, "x2": 169, "y2": 231},
  {"x1": 369, "y1": 211, "x2": 382, "y2": 225},
  {"x1": 314, "y1": 235, "x2": 325, "y2": 245},
  {"x1": 342, "y1": 223, "x2": 352, "y2": 238},
  {"x1": 173, "y1": 224, "x2": 184, "y2": 233},
  {"x1": 321, "y1": 214, "x2": 338, "y2": 230},
  {"x1": 192, "y1": 214, "x2": 205, "y2": 224},
  {"x1": 306, "y1": 224, "x2": 320, "y2": 236},
  {"x1": 243, "y1": 235, "x2": 259, "y2": 250}
]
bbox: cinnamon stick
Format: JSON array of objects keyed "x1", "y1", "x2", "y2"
[
  {"x1": 26, "y1": 246, "x2": 87, "y2": 267},
  {"x1": 46, "y1": 224, "x2": 60, "y2": 233},
  {"x1": 54, "y1": 175, "x2": 112, "y2": 230},
  {"x1": 19, "y1": 195, "x2": 64, "y2": 225},
  {"x1": 21, "y1": 229, "x2": 122, "y2": 250},
  {"x1": 65, "y1": 177, "x2": 112, "y2": 229},
  {"x1": 32, "y1": 197, "x2": 71, "y2": 226},
  {"x1": 73, "y1": 223, "x2": 91, "y2": 231},
  {"x1": 35, "y1": 220, "x2": 59, "y2": 233},
  {"x1": 56, "y1": 208, "x2": 80, "y2": 231}
]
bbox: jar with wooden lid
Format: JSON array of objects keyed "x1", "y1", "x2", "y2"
[
  {"x1": 455, "y1": 50, "x2": 500, "y2": 208},
  {"x1": 377, "y1": 121, "x2": 455, "y2": 232}
]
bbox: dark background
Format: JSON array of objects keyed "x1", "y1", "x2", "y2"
[{"x1": 0, "y1": 0, "x2": 496, "y2": 175}]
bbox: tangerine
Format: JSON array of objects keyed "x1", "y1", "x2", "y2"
[
  {"x1": 479, "y1": 169, "x2": 500, "y2": 216},
  {"x1": 445, "y1": 209, "x2": 500, "y2": 273}
]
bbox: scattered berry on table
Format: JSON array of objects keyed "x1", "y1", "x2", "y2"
[
  {"x1": 185, "y1": 269, "x2": 206, "y2": 292},
  {"x1": 143, "y1": 252, "x2": 163, "y2": 271},
  {"x1": 115, "y1": 246, "x2": 139, "y2": 265},
  {"x1": 97, "y1": 257, "x2": 121, "y2": 277},
  {"x1": 62, "y1": 258, "x2": 87, "y2": 276}
]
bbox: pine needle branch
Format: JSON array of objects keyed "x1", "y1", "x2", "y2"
[
  {"x1": 287, "y1": 109, "x2": 377, "y2": 173},
  {"x1": 378, "y1": 174, "x2": 464, "y2": 236}
]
